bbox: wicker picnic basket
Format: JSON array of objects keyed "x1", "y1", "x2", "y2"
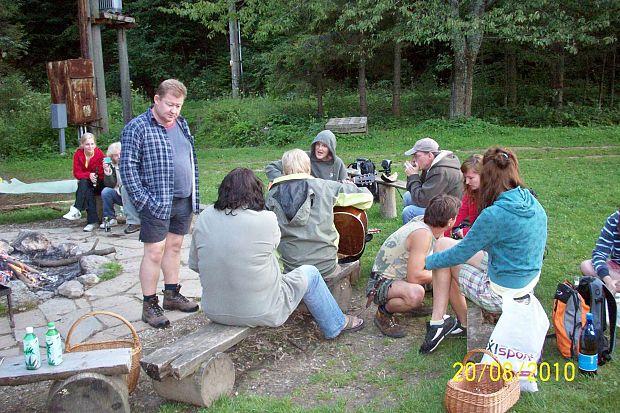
[
  {"x1": 64, "y1": 310, "x2": 142, "y2": 393},
  {"x1": 445, "y1": 348, "x2": 520, "y2": 413}
]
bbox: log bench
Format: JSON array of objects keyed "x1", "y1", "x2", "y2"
[
  {"x1": 0, "y1": 348, "x2": 132, "y2": 412},
  {"x1": 376, "y1": 179, "x2": 406, "y2": 219},
  {"x1": 140, "y1": 323, "x2": 252, "y2": 408},
  {"x1": 466, "y1": 306, "x2": 499, "y2": 354}
]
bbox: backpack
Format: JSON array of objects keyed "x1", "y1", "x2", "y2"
[{"x1": 552, "y1": 276, "x2": 617, "y2": 364}]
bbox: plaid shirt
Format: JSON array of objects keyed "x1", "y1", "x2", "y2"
[{"x1": 120, "y1": 108, "x2": 200, "y2": 219}]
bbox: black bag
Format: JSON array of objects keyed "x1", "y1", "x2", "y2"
[{"x1": 576, "y1": 276, "x2": 617, "y2": 364}]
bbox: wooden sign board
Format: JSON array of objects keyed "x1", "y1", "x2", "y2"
[{"x1": 46, "y1": 59, "x2": 98, "y2": 125}]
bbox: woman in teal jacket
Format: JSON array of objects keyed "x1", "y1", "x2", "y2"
[{"x1": 419, "y1": 147, "x2": 548, "y2": 354}]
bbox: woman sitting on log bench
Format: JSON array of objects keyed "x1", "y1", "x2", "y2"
[{"x1": 189, "y1": 168, "x2": 364, "y2": 338}]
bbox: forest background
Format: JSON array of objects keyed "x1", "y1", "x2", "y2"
[{"x1": 1, "y1": 0, "x2": 620, "y2": 157}]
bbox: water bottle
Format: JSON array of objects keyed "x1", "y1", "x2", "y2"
[
  {"x1": 578, "y1": 312, "x2": 598, "y2": 375},
  {"x1": 23, "y1": 327, "x2": 41, "y2": 370},
  {"x1": 104, "y1": 216, "x2": 110, "y2": 232},
  {"x1": 45, "y1": 322, "x2": 63, "y2": 366}
]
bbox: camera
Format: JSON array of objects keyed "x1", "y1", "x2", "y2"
[{"x1": 380, "y1": 159, "x2": 392, "y2": 175}]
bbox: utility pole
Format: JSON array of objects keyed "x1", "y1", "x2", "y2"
[
  {"x1": 228, "y1": 1, "x2": 241, "y2": 98},
  {"x1": 89, "y1": 0, "x2": 109, "y2": 133},
  {"x1": 117, "y1": 28, "x2": 133, "y2": 124}
]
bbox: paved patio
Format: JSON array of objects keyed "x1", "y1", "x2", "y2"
[{"x1": 0, "y1": 223, "x2": 201, "y2": 356}]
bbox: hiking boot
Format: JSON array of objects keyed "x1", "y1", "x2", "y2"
[
  {"x1": 163, "y1": 285, "x2": 199, "y2": 312},
  {"x1": 374, "y1": 307, "x2": 407, "y2": 338},
  {"x1": 142, "y1": 296, "x2": 170, "y2": 328},
  {"x1": 408, "y1": 305, "x2": 433, "y2": 318},
  {"x1": 124, "y1": 224, "x2": 141, "y2": 234},
  {"x1": 419, "y1": 315, "x2": 457, "y2": 354}
]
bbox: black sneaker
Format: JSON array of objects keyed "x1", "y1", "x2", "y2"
[
  {"x1": 449, "y1": 321, "x2": 467, "y2": 338},
  {"x1": 419, "y1": 315, "x2": 457, "y2": 354}
]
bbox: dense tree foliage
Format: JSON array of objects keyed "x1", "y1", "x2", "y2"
[{"x1": 3, "y1": 0, "x2": 619, "y2": 117}]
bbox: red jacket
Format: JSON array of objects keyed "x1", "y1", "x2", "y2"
[
  {"x1": 73, "y1": 147, "x2": 105, "y2": 181},
  {"x1": 444, "y1": 191, "x2": 479, "y2": 238}
]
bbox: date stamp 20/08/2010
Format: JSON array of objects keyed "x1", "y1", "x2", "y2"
[{"x1": 451, "y1": 361, "x2": 576, "y2": 383}]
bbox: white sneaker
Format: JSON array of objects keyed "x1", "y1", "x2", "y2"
[
  {"x1": 99, "y1": 218, "x2": 119, "y2": 229},
  {"x1": 63, "y1": 206, "x2": 82, "y2": 221},
  {"x1": 83, "y1": 223, "x2": 96, "y2": 232}
]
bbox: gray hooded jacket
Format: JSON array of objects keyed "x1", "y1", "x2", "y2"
[
  {"x1": 265, "y1": 130, "x2": 348, "y2": 181},
  {"x1": 406, "y1": 150, "x2": 463, "y2": 208}
]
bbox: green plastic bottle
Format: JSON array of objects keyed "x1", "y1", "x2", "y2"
[
  {"x1": 45, "y1": 322, "x2": 63, "y2": 366},
  {"x1": 23, "y1": 327, "x2": 41, "y2": 370}
]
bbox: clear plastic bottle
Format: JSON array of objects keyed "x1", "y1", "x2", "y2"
[
  {"x1": 23, "y1": 327, "x2": 41, "y2": 370},
  {"x1": 45, "y1": 322, "x2": 63, "y2": 366}
]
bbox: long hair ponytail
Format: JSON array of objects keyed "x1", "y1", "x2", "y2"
[{"x1": 477, "y1": 147, "x2": 524, "y2": 211}]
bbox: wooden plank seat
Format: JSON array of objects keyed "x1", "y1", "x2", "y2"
[
  {"x1": 297, "y1": 260, "x2": 361, "y2": 315},
  {"x1": 0, "y1": 348, "x2": 132, "y2": 413},
  {"x1": 140, "y1": 323, "x2": 252, "y2": 408}
]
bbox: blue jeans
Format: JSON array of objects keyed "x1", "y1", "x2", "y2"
[
  {"x1": 299, "y1": 265, "x2": 346, "y2": 339},
  {"x1": 402, "y1": 192, "x2": 426, "y2": 224},
  {"x1": 101, "y1": 187, "x2": 123, "y2": 219},
  {"x1": 120, "y1": 185, "x2": 140, "y2": 225}
]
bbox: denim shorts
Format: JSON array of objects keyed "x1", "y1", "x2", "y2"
[
  {"x1": 139, "y1": 197, "x2": 193, "y2": 243},
  {"x1": 365, "y1": 273, "x2": 394, "y2": 306}
]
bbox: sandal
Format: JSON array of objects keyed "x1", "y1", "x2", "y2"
[{"x1": 340, "y1": 315, "x2": 365, "y2": 334}]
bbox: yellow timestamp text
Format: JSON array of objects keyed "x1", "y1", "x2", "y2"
[{"x1": 451, "y1": 361, "x2": 576, "y2": 383}]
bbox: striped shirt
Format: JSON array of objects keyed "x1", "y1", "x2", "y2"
[
  {"x1": 120, "y1": 108, "x2": 200, "y2": 219},
  {"x1": 592, "y1": 210, "x2": 620, "y2": 278}
]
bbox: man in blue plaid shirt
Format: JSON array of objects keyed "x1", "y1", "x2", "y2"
[{"x1": 121, "y1": 79, "x2": 200, "y2": 328}]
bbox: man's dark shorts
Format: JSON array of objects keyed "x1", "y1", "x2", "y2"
[
  {"x1": 365, "y1": 273, "x2": 394, "y2": 306},
  {"x1": 139, "y1": 197, "x2": 192, "y2": 243}
]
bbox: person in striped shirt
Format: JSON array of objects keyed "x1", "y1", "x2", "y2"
[{"x1": 580, "y1": 208, "x2": 620, "y2": 293}]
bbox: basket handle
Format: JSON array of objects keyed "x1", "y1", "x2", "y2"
[
  {"x1": 461, "y1": 348, "x2": 505, "y2": 370},
  {"x1": 65, "y1": 310, "x2": 140, "y2": 351}
]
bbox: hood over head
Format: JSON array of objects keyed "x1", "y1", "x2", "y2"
[{"x1": 311, "y1": 130, "x2": 337, "y2": 160}]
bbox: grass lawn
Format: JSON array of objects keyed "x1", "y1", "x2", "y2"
[{"x1": 1, "y1": 122, "x2": 619, "y2": 412}]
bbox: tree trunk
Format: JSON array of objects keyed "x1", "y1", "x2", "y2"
[
  {"x1": 392, "y1": 41, "x2": 402, "y2": 117},
  {"x1": 598, "y1": 51, "x2": 607, "y2": 110},
  {"x1": 552, "y1": 44, "x2": 565, "y2": 108},
  {"x1": 228, "y1": 2, "x2": 241, "y2": 98},
  {"x1": 504, "y1": 45, "x2": 517, "y2": 107},
  {"x1": 316, "y1": 74, "x2": 324, "y2": 118},
  {"x1": 448, "y1": 0, "x2": 484, "y2": 119},
  {"x1": 610, "y1": 43, "x2": 616, "y2": 108},
  {"x1": 358, "y1": 57, "x2": 368, "y2": 116}
]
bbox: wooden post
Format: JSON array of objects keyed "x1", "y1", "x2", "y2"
[
  {"x1": 77, "y1": 0, "x2": 91, "y2": 59},
  {"x1": 378, "y1": 185, "x2": 397, "y2": 219},
  {"x1": 117, "y1": 28, "x2": 133, "y2": 124},
  {"x1": 228, "y1": 1, "x2": 241, "y2": 98},
  {"x1": 152, "y1": 353, "x2": 235, "y2": 408},
  {"x1": 89, "y1": 0, "x2": 109, "y2": 133}
]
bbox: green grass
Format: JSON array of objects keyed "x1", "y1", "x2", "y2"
[
  {"x1": 0, "y1": 206, "x2": 64, "y2": 224},
  {"x1": 99, "y1": 262, "x2": 123, "y2": 281},
  {"x1": 1, "y1": 121, "x2": 620, "y2": 412}
]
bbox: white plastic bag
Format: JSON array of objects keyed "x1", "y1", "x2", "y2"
[{"x1": 481, "y1": 293, "x2": 549, "y2": 392}]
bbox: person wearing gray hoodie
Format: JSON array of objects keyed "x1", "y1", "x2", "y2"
[{"x1": 265, "y1": 130, "x2": 348, "y2": 182}]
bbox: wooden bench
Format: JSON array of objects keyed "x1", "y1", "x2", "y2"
[
  {"x1": 325, "y1": 117, "x2": 367, "y2": 134},
  {"x1": 466, "y1": 306, "x2": 500, "y2": 353},
  {"x1": 0, "y1": 348, "x2": 132, "y2": 412},
  {"x1": 376, "y1": 179, "x2": 406, "y2": 219},
  {"x1": 140, "y1": 323, "x2": 251, "y2": 408}
]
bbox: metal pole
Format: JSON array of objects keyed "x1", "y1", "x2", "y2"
[
  {"x1": 59, "y1": 129, "x2": 66, "y2": 155},
  {"x1": 228, "y1": 2, "x2": 241, "y2": 98},
  {"x1": 117, "y1": 28, "x2": 133, "y2": 124}
]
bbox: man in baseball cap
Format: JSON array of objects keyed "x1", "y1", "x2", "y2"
[{"x1": 402, "y1": 137, "x2": 463, "y2": 224}]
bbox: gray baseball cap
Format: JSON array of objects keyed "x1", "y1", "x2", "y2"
[{"x1": 404, "y1": 137, "x2": 439, "y2": 156}]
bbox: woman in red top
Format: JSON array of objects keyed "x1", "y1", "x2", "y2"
[
  {"x1": 444, "y1": 154, "x2": 482, "y2": 239},
  {"x1": 63, "y1": 132, "x2": 105, "y2": 232}
]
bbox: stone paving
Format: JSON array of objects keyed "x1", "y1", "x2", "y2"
[{"x1": 0, "y1": 223, "x2": 201, "y2": 356}]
